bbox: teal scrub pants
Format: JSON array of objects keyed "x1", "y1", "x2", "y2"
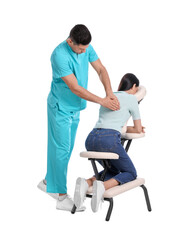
[{"x1": 46, "y1": 102, "x2": 80, "y2": 194}]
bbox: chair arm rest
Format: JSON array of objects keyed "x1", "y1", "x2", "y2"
[{"x1": 121, "y1": 132, "x2": 145, "y2": 140}]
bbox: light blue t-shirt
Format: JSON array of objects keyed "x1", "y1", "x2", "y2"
[
  {"x1": 47, "y1": 40, "x2": 98, "y2": 111},
  {"x1": 94, "y1": 91, "x2": 141, "y2": 133}
]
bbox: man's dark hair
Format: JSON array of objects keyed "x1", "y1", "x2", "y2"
[
  {"x1": 118, "y1": 73, "x2": 140, "y2": 91},
  {"x1": 69, "y1": 24, "x2": 92, "y2": 45}
]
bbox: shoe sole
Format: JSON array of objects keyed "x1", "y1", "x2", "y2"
[
  {"x1": 74, "y1": 177, "x2": 86, "y2": 208},
  {"x1": 56, "y1": 206, "x2": 86, "y2": 212},
  {"x1": 91, "y1": 181, "x2": 104, "y2": 213},
  {"x1": 56, "y1": 199, "x2": 86, "y2": 212}
]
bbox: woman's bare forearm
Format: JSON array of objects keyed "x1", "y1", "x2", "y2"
[{"x1": 126, "y1": 126, "x2": 143, "y2": 134}]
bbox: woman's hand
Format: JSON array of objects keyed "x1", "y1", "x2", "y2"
[{"x1": 142, "y1": 126, "x2": 145, "y2": 133}]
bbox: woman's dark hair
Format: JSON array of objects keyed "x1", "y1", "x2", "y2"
[
  {"x1": 118, "y1": 73, "x2": 139, "y2": 91},
  {"x1": 69, "y1": 24, "x2": 92, "y2": 45}
]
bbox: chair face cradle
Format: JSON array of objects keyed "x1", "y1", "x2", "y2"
[{"x1": 71, "y1": 86, "x2": 152, "y2": 221}]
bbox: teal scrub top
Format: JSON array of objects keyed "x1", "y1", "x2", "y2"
[
  {"x1": 94, "y1": 91, "x2": 141, "y2": 133},
  {"x1": 48, "y1": 40, "x2": 99, "y2": 111}
]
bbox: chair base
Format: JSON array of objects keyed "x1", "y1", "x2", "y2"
[{"x1": 71, "y1": 184, "x2": 151, "y2": 221}]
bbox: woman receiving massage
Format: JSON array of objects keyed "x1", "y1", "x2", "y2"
[{"x1": 74, "y1": 73, "x2": 145, "y2": 212}]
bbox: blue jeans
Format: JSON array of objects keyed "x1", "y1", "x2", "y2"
[{"x1": 85, "y1": 128, "x2": 137, "y2": 184}]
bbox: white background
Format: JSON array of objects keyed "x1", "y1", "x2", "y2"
[{"x1": 1, "y1": 0, "x2": 192, "y2": 239}]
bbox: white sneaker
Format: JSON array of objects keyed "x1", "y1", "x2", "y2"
[
  {"x1": 56, "y1": 194, "x2": 86, "y2": 212},
  {"x1": 37, "y1": 179, "x2": 59, "y2": 200},
  {"x1": 91, "y1": 181, "x2": 105, "y2": 213},
  {"x1": 74, "y1": 177, "x2": 89, "y2": 208}
]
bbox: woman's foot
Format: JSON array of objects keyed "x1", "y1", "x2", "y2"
[
  {"x1": 74, "y1": 177, "x2": 89, "y2": 208},
  {"x1": 91, "y1": 180, "x2": 105, "y2": 212}
]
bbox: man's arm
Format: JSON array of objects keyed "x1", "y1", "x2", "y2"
[
  {"x1": 90, "y1": 59, "x2": 112, "y2": 96},
  {"x1": 61, "y1": 74, "x2": 119, "y2": 110},
  {"x1": 90, "y1": 59, "x2": 120, "y2": 109}
]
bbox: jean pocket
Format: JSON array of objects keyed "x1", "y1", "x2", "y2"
[{"x1": 98, "y1": 134, "x2": 117, "y2": 152}]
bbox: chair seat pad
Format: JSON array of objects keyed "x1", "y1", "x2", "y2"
[{"x1": 87, "y1": 178, "x2": 145, "y2": 198}]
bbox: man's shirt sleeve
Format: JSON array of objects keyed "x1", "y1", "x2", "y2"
[
  {"x1": 88, "y1": 44, "x2": 99, "y2": 63},
  {"x1": 51, "y1": 52, "x2": 73, "y2": 78}
]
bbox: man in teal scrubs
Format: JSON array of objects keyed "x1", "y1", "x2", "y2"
[{"x1": 38, "y1": 24, "x2": 120, "y2": 211}]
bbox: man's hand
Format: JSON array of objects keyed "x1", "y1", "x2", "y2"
[
  {"x1": 100, "y1": 96, "x2": 120, "y2": 111},
  {"x1": 106, "y1": 92, "x2": 120, "y2": 110}
]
